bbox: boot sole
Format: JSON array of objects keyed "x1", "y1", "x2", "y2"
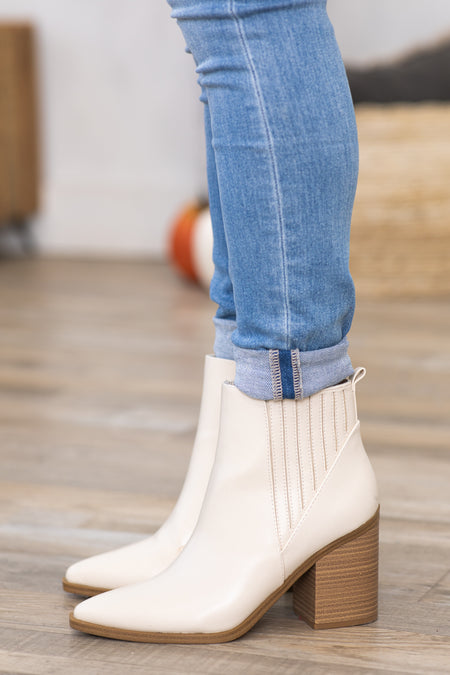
[
  {"x1": 63, "y1": 580, "x2": 110, "y2": 597},
  {"x1": 69, "y1": 506, "x2": 379, "y2": 643}
]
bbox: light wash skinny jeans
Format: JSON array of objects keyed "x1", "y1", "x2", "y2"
[{"x1": 167, "y1": 0, "x2": 359, "y2": 400}]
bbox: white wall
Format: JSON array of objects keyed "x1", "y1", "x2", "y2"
[
  {"x1": 1, "y1": 1, "x2": 449, "y2": 257},
  {"x1": 328, "y1": 0, "x2": 450, "y2": 66},
  {"x1": 0, "y1": 0, "x2": 207, "y2": 257}
]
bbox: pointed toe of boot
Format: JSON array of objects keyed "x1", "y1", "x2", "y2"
[{"x1": 63, "y1": 355, "x2": 236, "y2": 598}]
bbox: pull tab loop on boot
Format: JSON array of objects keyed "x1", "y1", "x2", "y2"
[{"x1": 351, "y1": 366, "x2": 366, "y2": 391}]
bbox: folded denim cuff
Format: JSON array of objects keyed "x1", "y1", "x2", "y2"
[
  {"x1": 213, "y1": 317, "x2": 237, "y2": 361},
  {"x1": 233, "y1": 338, "x2": 354, "y2": 400}
]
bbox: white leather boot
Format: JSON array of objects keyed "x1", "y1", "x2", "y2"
[
  {"x1": 63, "y1": 354, "x2": 236, "y2": 596},
  {"x1": 70, "y1": 369, "x2": 379, "y2": 642}
]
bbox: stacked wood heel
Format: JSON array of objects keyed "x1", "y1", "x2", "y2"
[{"x1": 293, "y1": 508, "x2": 379, "y2": 629}]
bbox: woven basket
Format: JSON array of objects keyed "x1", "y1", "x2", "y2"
[{"x1": 351, "y1": 103, "x2": 450, "y2": 297}]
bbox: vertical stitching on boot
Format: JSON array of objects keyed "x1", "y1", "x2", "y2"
[
  {"x1": 266, "y1": 401, "x2": 282, "y2": 550},
  {"x1": 343, "y1": 387, "x2": 348, "y2": 436},
  {"x1": 292, "y1": 400, "x2": 302, "y2": 524},
  {"x1": 265, "y1": 401, "x2": 285, "y2": 581},
  {"x1": 321, "y1": 392, "x2": 327, "y2": 472},
  {"x1": 309, "y1": 397, "x2": 316, "y2": 492},
  {"x1": 296, "y1": 399, "x2": 305, "y2": 513},
  {"x1": 281, "y1": 421, "x2": 362, "y2": 553},
  {"x1": 278, "y1": 401, "x2": 290, "y2": 544},
  {"x1": 333, "y1": 391, "x2": 338, "y2": 455},
  {"x1": 282, "y1": 400, "x2": 292, "y2": 533}
]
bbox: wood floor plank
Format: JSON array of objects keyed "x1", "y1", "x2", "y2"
[{"x1": 0, "y1": 258, "x2": 449, "y2": 674}]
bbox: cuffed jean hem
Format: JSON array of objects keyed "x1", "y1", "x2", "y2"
[
  {"x1": 233, "y1": 338, "x2": 354, "y2": 400},
  {"x1": 213, "y1": 317, "x2": 237, "y2": 361}
]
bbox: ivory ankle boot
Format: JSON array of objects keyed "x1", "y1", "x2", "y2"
[
  {"x1": 63, "y1": 354, "x2": 235, "y2": 596},
  {"x1": 70, "y1": 369, "x2": 379, "y2": 642}
]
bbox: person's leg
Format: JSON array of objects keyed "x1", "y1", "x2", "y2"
[
  {"x1": 69, "y1": 1, "x2": 379, "y2": 642},
  {"x1": 202, "y1": 100, "x2": 237, "y2": 360},
  {"x1": 170, "y1": 0, "x2": 358, "y2": 399}
]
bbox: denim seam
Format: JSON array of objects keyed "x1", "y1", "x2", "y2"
[
  {"x1": 269, "y1": 349, "x2": 283, "y2": 401},
  {"x1": 229, "y1": 0, "x2": 290, "y2": 348},
  {"x1": 298, "y1": 351, "x2": 304, "y2": 399},
  {"x1": 291, "y1": 349, "x2": 303, "y2": 400}
]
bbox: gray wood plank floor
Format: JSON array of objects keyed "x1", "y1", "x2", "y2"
[{"x1": 0, "y1": 259, "x2": 449, "y2": 674}]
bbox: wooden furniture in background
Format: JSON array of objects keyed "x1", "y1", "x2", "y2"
[{"x1": 0, "y1": 23, "x2": 39, "y2": 233}]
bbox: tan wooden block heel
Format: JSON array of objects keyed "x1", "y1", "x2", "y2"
[{"x1": 292, "y1": 507, "x2": 379, "y2": 630}]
